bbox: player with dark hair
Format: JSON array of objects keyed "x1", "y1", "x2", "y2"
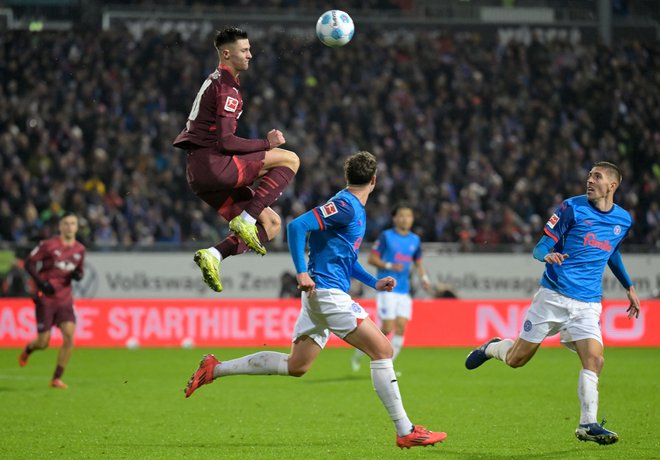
[
  {"x1": 19, "y1": 212, "x2": 85, "y2": 389},
  {"x1": 352, "y1": 203, "x2": 431, "y2": 371},
  {"x1": 183, "y1": 151, "x2": 447, "y2": 449},
  {"x1": 173, "y1": 26, "x2": 300, "y2": 292},
  {"x1": 465, "y1": 161, "x2": 641, "y2": 445}
]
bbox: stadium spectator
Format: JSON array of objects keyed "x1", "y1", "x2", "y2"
[{"x1": 0, "y1": 29, "x2": 657, "y2": 249}]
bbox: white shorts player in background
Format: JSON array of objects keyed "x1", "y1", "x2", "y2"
[
  {"x1": 352, "y1": 204, "x2": 431, "y2": 371},
  {"x1": 465, "y1": 162, "x2": 641, "y2": 445},
  {"x1": 184, "y1": 152, "x2": 446, "y2": 449}
]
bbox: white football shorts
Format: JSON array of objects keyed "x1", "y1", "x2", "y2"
[
  {"x1": 519, "y1": 287, "x2": 603, "y2": 350},
  {"x1": 376, "y1": 292, "x2": 413, "y2": 321},
  {"x1": 292, "y1": 288, "x2": 369, "y2": 349}
]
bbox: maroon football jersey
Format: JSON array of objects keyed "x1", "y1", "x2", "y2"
[
  {"x1": 26, "y1": 237, "x2": 85, "y2": 307},
  {"x1": 173, "y1": 64, "x2": 269, "y2": 154}
]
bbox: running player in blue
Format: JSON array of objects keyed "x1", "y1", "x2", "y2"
[
  {"x1": 183, "y1": 151, "x2": 447, "y2": 449},
  {"x1": 351, "y1": 204, "x2": 431, "y2": 371},
  {"x1": 465, "y1": 161, "x2": 641, "y2": 445}
]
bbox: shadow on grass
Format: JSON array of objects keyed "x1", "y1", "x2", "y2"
[
  {"x1": 437, "y1": 448, "x2": 580, "y2": 459},
  {"x1": 302, "y1": 374, "x2": 371, "y2": 384}
]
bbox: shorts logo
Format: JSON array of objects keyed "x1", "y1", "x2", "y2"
[
  {"x1": 351, "y1": 303, "x2": 362, "y2": 313},
  {"x1": 547, "y1": 213, "x2": 559, "y2": 229},
  {"x1": 224, "y1": 96, "x2": 239, "y2": 112},
  {"x1": 320, "y1": 202, "x2": 338, "y2": 218},
  {"x1": 613, "y1": 225, "x2": 621, "y2": 235},
  {"x1": 523, "y1": 320, "x2": 533, "y2": 332}
]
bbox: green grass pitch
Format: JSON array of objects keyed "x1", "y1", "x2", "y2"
[{"x1": 1, "y1": 347, "x2": 658, "y2": 459}]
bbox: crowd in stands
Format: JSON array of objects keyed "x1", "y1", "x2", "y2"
[{"x1": 0, "y1": 27, "x2": 658, "y2": 252}]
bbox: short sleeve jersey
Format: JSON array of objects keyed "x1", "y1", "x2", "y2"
[
  {"x1": 540, "y1": 195, "x2": 632, "y2": 302},
  {"x1": 372, "y1": 229, "x2": 422, "y2": 294},
  {"x1": 307, "y1": 189, "x2": 366, "y2": 293},
  {"x1": 27, "y1": 237, "x2": 85, "y2": 307}
]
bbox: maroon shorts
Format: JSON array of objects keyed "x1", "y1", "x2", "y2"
[
  {"x1": 34, "y1": 298, "x2": 76, "y2": 333},
  {"x1": 186, "y1": 147, "x2": 266, "y2": 221}
]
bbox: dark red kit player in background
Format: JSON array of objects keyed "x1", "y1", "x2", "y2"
[
  {"x1": 19, "y1": 212, "x2": 85, "y2": 389},
  {"x1": 173, "y1": 27, "x2": 300, "y2": 292}
]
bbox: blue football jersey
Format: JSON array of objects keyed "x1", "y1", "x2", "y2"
[
  {"x1": 540, "y1": 195, "x2": 632, "y2": 302},
  {"x1": 372, "y1": 229, "x2": 422, "y2": 294},
  {"x1": 307, "y1": 189, "x2": 366, "y2": 292}
]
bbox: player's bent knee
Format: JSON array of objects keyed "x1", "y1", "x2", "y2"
[{"x1": 278, "y1": 148, "x2": 300, "y2": 172}]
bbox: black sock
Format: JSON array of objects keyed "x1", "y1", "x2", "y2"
[{"x1": 53, "y1": 365, "x2": 64, "y2": 380}]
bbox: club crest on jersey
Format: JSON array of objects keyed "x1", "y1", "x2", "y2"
[
  {"x1": 547, "y1": 213, "x2": 559, "y2": 229},
  {"x1": 613, "y1": 225, "x2": 621, "y2": 235},
  {"x1": 320, "y1": 202, "x2": 338, "y2": 218},
  {"x1": 224, "y1": 96, "x2": 239, "y2": 112}
]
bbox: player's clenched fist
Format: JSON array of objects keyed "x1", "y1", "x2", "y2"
[
  {"x1": 376, "y1": 276, "x2": 396, "y2": 292},
  {"x1": 267, "y1": 129, "x2": 285, "y2": 149}
]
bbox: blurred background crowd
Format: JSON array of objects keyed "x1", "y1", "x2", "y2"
[{"x1": 0, "y1": 12, "x2": 658, "y2": 251}]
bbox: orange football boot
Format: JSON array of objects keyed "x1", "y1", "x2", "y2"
[{"x1": 396, "y1": 425, "x2": 447, "y2": 449}]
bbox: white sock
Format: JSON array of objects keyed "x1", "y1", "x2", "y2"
[
  {"x1": 486, "y1": 338, "x2": 514, "y2": 363},
  {"x1": 213, "y1": 352, "x2": 289, "y2": 378},
  {"x1": 391, "y1": 335, "x2": 404, "y2": 360},
  {"x1": 370, "y1": 359, "x2": 413, "y2": 436},
  {"x1": 578, "y1": 369, "x2": 599, "y2": 424},
  {"x1": 353, "y1": 348, "x2": 365, "y2": 361},
  {"x1": 240, "y1": 210, "x2": 257, "y2": 225},
  {"x1": 206, "y1": 246, "x2": 222, "y2": 262}
]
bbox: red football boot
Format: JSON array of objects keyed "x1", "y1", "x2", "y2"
[
  {"x1": 18, "y1": 350, "x2": 29, "y2": 367},
  {"x1": 50, "y1": 379, "x2": 68, "y2": 389},
  {"x1": 396, "y1": 425, "x2": 447, "y2": 449},
  {"x1": 184, "y1": 354, "x2": 219, "y2": 398}
]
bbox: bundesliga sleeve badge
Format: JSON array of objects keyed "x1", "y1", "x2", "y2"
[
  {"x1": 320, "y1": 202, "x2": 338, "y2": 218},
  {"x1": 546, "y1": 213, "x2": 560, "y2": 228},
  {"x1": 224, "y1": 96, "x2": 239, "y2": 113}
]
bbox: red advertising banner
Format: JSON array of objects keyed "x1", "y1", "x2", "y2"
[{"x1": 1, "y1": 298, "x2": 658, "y2": 347}]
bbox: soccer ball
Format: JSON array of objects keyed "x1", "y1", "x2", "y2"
[
  {"x1": 316, "y1": 10, "x2": 354, "y2": 48},
  {"x1": 180, "y1": 337, "x2": 195, "y2": 349},
  {"x1": 125, "y1": 337, "x2": 140, "y2": 350}
]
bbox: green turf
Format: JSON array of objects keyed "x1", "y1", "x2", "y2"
[{"x1": 1, "y1": 347, "x2": 659, "y2": 459}]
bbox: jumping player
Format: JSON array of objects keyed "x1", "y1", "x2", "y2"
[
  {"x1": 19, "y1": 212, "x2": 85, "y2": 389},
  {"x1": 183, "y1": 151, "x2": 447, "y2": 449},
  {"x1": 351, "y1": 204, "x2": 431, "y2": 371},
  {"x1": 465, "y1": 162, "x2": 641, "y2": 445},
  {"x1": 173, "y1": 27, "x2": 300, "y2": 292}
]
